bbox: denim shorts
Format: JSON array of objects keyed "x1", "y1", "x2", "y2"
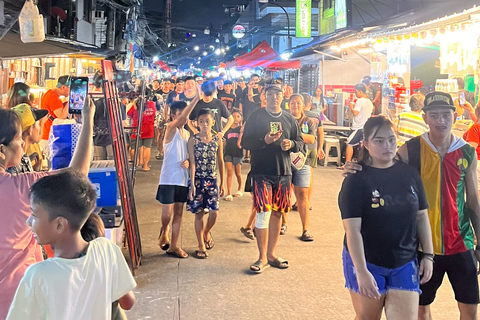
[
  {"x1": 224, "y1": 155, "x2": 243, "y2": 166},
  {"x1": 342, "y1": 247, "x2": 421, "y2": 295},
  {"x1": 291, "y1": 164, "x2": 311, "y2": 188}
]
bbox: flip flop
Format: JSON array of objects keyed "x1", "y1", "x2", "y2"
[
  {"x1": 240, "y1": 227, "x2": 255, "y2": 240},
  {"x1": 143, "y1": 167, "x2": 151, "y2": 172},
  {"x1": 250, "y1": 260, "x2": 270, "y2": 274},
  {"x1": 194, "y1": 250, "x2": 208, "y2": 259},
  {"x1": 234, "y1": 191, "x2": 244, "y2": 197},
  {"x1": 204, "y1": 232, "x2": 214, "y2": 250},
  {"x1": 166, "y1": 249, "x2": 189, "y2": 259},
  {"x1": 225, "y1": 195, "x2": 233, "y2": 201},
  {"x1": 280, "y1": 224, "x2": 287, "y2": 235},
  {"x1": 300, "y1": 230, "x2": 314, "y2": 242},
  {"x1": 268, "y1": 257, "x2": 289, "y2": 269},
  {"x1": 158, "y1": 229, "x2": 170, "y2": 251}
]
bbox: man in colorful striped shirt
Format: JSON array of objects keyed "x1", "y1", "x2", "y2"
[
  {"x1": 396, "y1": 94, "x2": 429, "y2": 147},
  {"x1": 397, "y1": 92, "x2": 480, "y2": 320}
]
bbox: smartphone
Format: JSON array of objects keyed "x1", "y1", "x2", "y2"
[
  {"x1": 270, "y1": 122, "x2": 282, "y2": 134},
  {"x1": 459, "y1": 91, "x2": 466, "y2": 106},
  {"x1": 69, "y1": 77, "x2": 89, "y2": 114}
]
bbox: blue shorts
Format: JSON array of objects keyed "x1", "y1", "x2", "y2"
[
  {"x1": 342, "y1": 247, "x2": 421, "y2": 295},
  {"x1": 224, "y1": 155, "x2": 243, "y2": 165},
  {"x1": 187, "y1": 178, "x2": 219, "y2": 213},
  {"x1": 291, "y1": 164, "x2": 311, "y2": 188},
  {"x1": 346, "y1": 129, "x2": 363, "y2": 146}
]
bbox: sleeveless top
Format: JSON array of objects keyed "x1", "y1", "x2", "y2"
[
  {"x1": 192, "y1": 134, "x2": 219, "y2": 179},
  {"x1": 159, "y1": 128, "x2": 189, "y2": 187}
]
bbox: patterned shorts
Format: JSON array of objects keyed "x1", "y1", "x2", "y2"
[
  {"x1": 187, "y1": 178, "x2": 219, "y2": 213},
  {"x1": 252, "y1": 174, "x2": 291, "y2": 214}
]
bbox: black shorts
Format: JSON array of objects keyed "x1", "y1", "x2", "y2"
[
  {"x1": 252, "y1": 174, "x2": 291, "y2": 214},
  {"x1": 244, "y1": 171, "x2": 253, "y2": 193},
  {"x1": 419, "y1": 250, "x2": 479, "y2": 305},
  {"x1": 156, "y1": 185, "x2": 189, "y2": 204}
]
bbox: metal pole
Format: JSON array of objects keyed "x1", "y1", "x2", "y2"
[
  {"x1": 269, "y1": 2, "x2": 291, "y2": 50},
  {"x1": 322, "y1": 54, "x2": 325, "y2": 96}
]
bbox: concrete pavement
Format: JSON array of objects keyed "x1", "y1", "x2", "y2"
[{"x1": 125, "y1": 159, "x2": 476, "y2": 320}]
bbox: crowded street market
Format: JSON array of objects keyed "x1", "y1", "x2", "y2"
[{"x1": 1, "y1": 0, "x2": 480, "y2": 319}]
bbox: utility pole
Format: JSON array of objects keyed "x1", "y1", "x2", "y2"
[{"x1": 165, "y1": 0, "x2": 172, "y2": 44}]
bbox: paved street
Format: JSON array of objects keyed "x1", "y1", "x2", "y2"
[{"x1": 125, "y1": 159, "x2": 475, "y2": 320}]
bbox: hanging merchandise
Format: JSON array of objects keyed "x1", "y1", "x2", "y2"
[{"x1": 19, "y1": 0, "x2": 45, "y2": 43}]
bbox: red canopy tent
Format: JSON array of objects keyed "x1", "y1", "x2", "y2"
[{"x1": 227, "y1": 41, "x2": 300, "y2": 70}]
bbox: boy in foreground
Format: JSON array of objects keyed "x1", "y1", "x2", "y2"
[{"x1": 7, "y1": 170, "x2": 136, "y2": 320}]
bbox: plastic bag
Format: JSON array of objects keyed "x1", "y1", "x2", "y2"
[{"x1": 19, "y1": 0, "x2": 45, "y2": 43}]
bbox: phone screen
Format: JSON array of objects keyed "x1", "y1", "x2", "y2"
[
  {"x1": 69, "y1": 77, "x2": 89, "y2": 114},
  {"x1": 459, "y1": 91, "x2": 466, "y2": 106},
  {"x1": 270, "y1": 122, "x2": 282, "y2": 134}
]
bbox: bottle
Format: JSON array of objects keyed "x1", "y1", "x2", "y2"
[{"x1": 302, "y1": 121, "x2": 309, "y2": 134}]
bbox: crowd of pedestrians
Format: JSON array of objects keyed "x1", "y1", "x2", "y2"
[{"x1": 1, "y1": 71, "x2": 480, "y2": 320}]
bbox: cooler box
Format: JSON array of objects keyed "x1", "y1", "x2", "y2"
[{"x1": 88, "y1": 166, "x2": 118, "y2": 207}]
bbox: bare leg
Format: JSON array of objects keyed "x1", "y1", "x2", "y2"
[
  {"x1": 226, "y1": 162, "x2": 234, "y2": 196},
  {"x1": 255, "y1": 224, "x2": 268, "y2": 264},
  {"x1": 294, "y1": 185, "x2": 310, "y2": 232},
  {"x1": 384, "y1": 289, "x2": 419, "y2": 320},
  {"x1": 418, "y1": 305, "x2": 432, "y2": 320},
  {"x1": 458, "y1": 302, "x2": 477, "y2": 320},
  {"x1": 346, "y1": 145, "x2": 354, "y2": 162},
  {"x1": 204, "y1": 210, "x2": 218, "y2": 243},
  {"x1": 281, "y1": 211, "x2": 287, "y2": 226},
  {"x1": 266, "y1": 211, "x2": 282, "y2": 262},
  {"x1": 349, "y1": 290, "x2": 385, "y2": 320},
  {"x1": 143, "y1": 147, "x2": 151, "y2": 170},
  {"x1": 159, "y1": 203, "x2": 173, "y2": 247},
  {"x1": 194, "y1": 211, "x2": 206, "y2": 252},
  {"x1": 308, "y1": 167, "x2": 314, "y2": 204},
  {"x1": 138, "y1": 146, "x2": 144, "y2": 166},
  {"x1": 169, "y1": 202, "x2": 186, "y2": 255},
  {"x1": 245, "y1": 202, "x2": 256, "y2": 229},
  {"x1": 235, "y1": 163, "x2": 242, "y2": 191}
]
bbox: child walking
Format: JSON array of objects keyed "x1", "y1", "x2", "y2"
[
  {"x1": 187, "y1": 109, "x2": 225, "y2": 259},
  {"x1": 7, "y1": 170, "x2": 136, "y2": 319},
  {"x1": 224, "y1": 108, "x2": 244, "y2": 201}
]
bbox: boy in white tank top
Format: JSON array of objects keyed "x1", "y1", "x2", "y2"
[{"x1": 156, "y1": 91, "x2": 200, "y2": 258}]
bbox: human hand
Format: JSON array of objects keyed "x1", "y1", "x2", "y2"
[
  {"x1": 342, "y1": 160, "x2": 363, "y2": 177},
  {"x1": 82, "y1": 97, "x2": 95, "y2": 122},
  {"x1": 180, "y1": 159, "x2": 189, "y2": 169},
  {"x1": 281, "y1": 139, "x2": 292, "y2": 151},
  {"x1": 265, "y1": 131, "x2": 282, "y2": 144},
  {"x1": 419, "y1": 257, "x2": 434, "y2": 284},
  {"x1": 219, "y1": 184, "x2": 225, "y2": 197},
  {"x1": 475, "y1": 249, "x2": 480, "y2": 275},
  {"x1": 217, "y1": 131, "x2": 225, "y2": 139},
  {"x1": 247, "y1": 81, "x2": 254, "y2": 88},
  {"x1": 317, "y1": 148, "x2": 325, "y2": 160},
  {"x1": 356, "y1": 270, "x2": 381, "y2": 299},
  {"x1": 237, "y1": 140, "x2": 242, "y2": 149},
  {"x1": 189, "y1": 186, "x2": 195, "y2": 201}
]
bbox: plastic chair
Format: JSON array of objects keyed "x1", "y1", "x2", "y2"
[{"x1": 323, "y1": 137, "x2": 341, "y2": 167}]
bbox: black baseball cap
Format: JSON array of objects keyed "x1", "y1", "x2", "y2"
[
  {"x1": 236, "y1": 76, "x2": 245, "y2": 82},
  {"x1": 224, "y1": 80, "x2": 233, "y2": 85},
  {"x1": 264, "y1": 79, "x2": 282, "y2": 93},
  {"x1": 423, "y1": 92, "x2": 456, "y2": 112}
]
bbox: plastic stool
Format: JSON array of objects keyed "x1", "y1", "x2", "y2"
[{"x1": 324, "y1": 137, "x2": 341, "y2": 167}]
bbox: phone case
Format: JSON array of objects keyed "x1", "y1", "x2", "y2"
[{"x1": 270, "y1": 122, "x2": 282, "y2": 134}]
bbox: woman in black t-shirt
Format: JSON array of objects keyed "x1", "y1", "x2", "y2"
[{"x1": 338, "y1": 116, "x2": 434, "y2": 319}]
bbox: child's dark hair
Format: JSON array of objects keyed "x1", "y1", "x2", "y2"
[
  {"x1": 0, "y1": 109, "x2": 21, "y2": 146},
  {"x1": 30, "y1": 169, "x2": 97, "y2": 231},
  {"x1": 201, "y1": 81, "x2": 216, "y2": 97},
  {"x1": 170, "y1": 101, "x2": 188, "y2": 115},
  {"x1": 81, "y1": 213, "x2": 105, "y2": 242},
  {"x1": 197, "y1": 108, "x2": 214, "y2": 120},
  {"x1": 354, "y1": 83, "x2": 366, "y2": 93},
  {"x1": 231, "y1": 108, "x2": 242, "y2": 116},
  {"x1": 359, "y1": 116, "x2": 394, "y2": 164}
]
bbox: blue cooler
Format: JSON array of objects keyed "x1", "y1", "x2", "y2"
[{"x1": 88, "y1": 166, "x2": 118, "y2": 207}]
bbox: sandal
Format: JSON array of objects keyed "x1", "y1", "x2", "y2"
[
  {"x1": 240, "y1": 227, "x2": 255, "y2": 240},
  {"x1": 291, "y1": 203, "x2": 298, "y2": 211},
  {"x1": 280, "y1": 224, "x2": 287, "y2": 235},
  {"x1": 225, "y1": 195, "x2": 233, "y2": 201},
  {"x1": 204, "y1": 232, "x2": 214, "y2": 250},
  {"x1": 300, "y1": 230, "x2": 314, "y2": 242},
  {"x1": 250, "y1": 260, "x2": 270, "y2": 273},
  {"x1": 268, "y1": 257, "x2": 289, "y2": 269},
  {"x1": 194, "y1": 250, "x2": 208, "y2": 259},
  {"x1": 166, "y1": 249, "x2": 189, "y2": 259},
  {"x1": 234, "y1": 191, "x2": 244, "y2": 197},
  {"x1": 158, "y1": 228, "x2": 170, "y2": 251}
]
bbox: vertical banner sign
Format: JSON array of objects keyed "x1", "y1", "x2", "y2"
[{"x1": 296, "y1": 0, "x2": 311, "y2": 38}]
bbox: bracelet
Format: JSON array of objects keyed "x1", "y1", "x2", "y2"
[{"x1": 422, "y1": 253, "x2": 435, "y2": 262}]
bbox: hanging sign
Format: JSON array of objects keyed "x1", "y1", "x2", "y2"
[
  {"x1": 296, "y1": 0, "x2": 311, "y2": 38},
  {"x1": 232, "y1": 25, "x2": 246, "y2": 39}
]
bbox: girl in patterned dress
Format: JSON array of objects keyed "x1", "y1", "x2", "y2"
[{"x1": 187, "y1": 109, "x2": 225, "y2": 259}]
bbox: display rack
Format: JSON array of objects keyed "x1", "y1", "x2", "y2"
[{"x1": 100, "y1": 60, "x2": 142, "y2": 273}]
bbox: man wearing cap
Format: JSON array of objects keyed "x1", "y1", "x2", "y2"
[
  {"x1": 40, "y1": 75, "x2": 70, "y2": 154},
  {"x1": 7, "y1": 104, "x2": 48, "y2": 175},
  {"x1": 241, "y1": 80, "x2": 304, "y2": 273},
  {"x1": 234, "y1": 77, "x2": 247, "y2": 112},
  {"x1": 218, "y1": 80, "x2": 235, "y2": 112},
  {"x1": 362, "y1": 75, "x2": 380, "y2": 105},
  {"x1": 399, "y1": 92, "x2": 480, "y2": 320},
  {"x1": 195, "y1": 76, "x2": 204, "y2": 85},
  {"x1": 345, "y1": 91, "x2": 480, "y2": 319}
]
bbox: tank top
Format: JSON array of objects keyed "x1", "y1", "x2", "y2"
[
  {"x1": 192, "y1": 134, "x2": 219, "y2": 179},
  {"x1": 159, "y1": 128, "x2": 189, "y2": 187}
]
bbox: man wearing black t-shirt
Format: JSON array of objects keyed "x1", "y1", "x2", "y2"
[
  {"x1": 242, "y1": 81, "x2": 304, "y2": 273},
  {"x1": 234, "y1": 77, "x2": 247, "y2": 112},
  {"x1": 179, "y1": 76, "x2": 197, "y2": 104},
  {"x1": 218, "y1": 80, "x2": 236, "y2": 112},
  {"x1": 188, "y1": 81, "x2": 233, "y2": 138}
]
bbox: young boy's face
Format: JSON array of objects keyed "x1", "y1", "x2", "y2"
[
  {"x1": 224, "y1": 84, "x2": 232, "y2": 92},
  {"x1": 27, "y1": 202, "x2": 57, "y2": 245},
  {"x1": 197, "y1": 114, "x2": 214, "y2": 133}
]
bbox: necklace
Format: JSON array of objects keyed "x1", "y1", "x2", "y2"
[{"x1": 265, "y1": 108, "x2": 282, "y2": 118}]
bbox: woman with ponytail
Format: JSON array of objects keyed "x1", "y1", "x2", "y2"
[{"x1": 338, "y1": 116, "x2": 434, "y2": 319}]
